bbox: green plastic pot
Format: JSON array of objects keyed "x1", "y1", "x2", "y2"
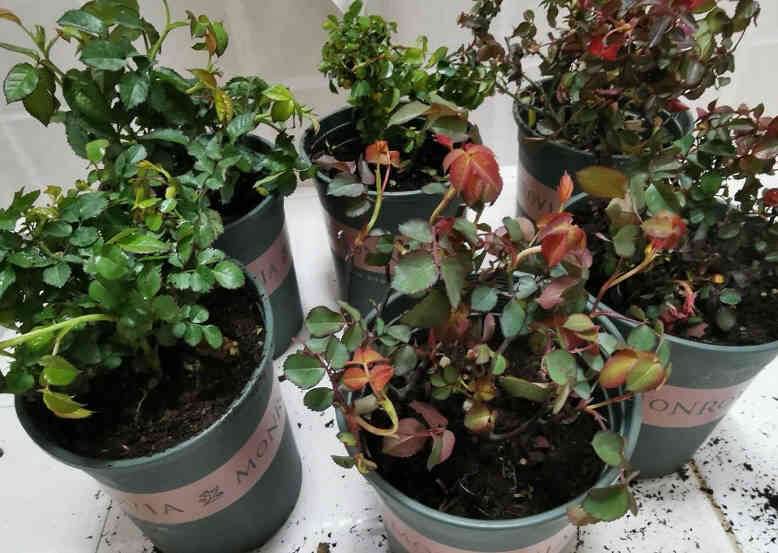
[
  {"x1": 301, "y1": 107, "x2": 459, "y2": 316},
  {"x1": 338, "y1": 311, "x2": 642, "y2": 553},
  {"x1": 595, "y1": 300, "x2": 778, "y2": 479},
  {"x1": 215, "y1": 135, "x2": 304, "y2": 358},
  {"x1": 15, "y1": 267, "x2": 302, "y2": 553},
  {"x1": 514, "y1": 103, "x2": 693, "y2": 220}
]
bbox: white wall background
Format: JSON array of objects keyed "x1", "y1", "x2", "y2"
[{"x1": 1, "y1": 0, "x2": 776, "y2": 207}]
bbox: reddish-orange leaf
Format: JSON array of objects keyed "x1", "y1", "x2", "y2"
[
  {"x1": 435, "y1": 134, "x2": 454, "y2": 150},
  {"x1": 342, "y1": 366, "x2": 370, "y2": 391},
  {"x1": 443, "y1": 144, "x2": 503, "y2": 207},
  {"x1": 352, "y1": 347, "x2": 384, "y2": 366},
  {"x1": 599, "y1": 350, "x2": 639, "y2": 389},
  {"x1": 641, "y1": 211, "x2": 686, "y2": 251},
  {"x1": 365, "y1": 140, "x2": 400, "y2": 167},
  {"x1": 764, "y1": 188, "x2": 778, "y2": 207},
  {"x1": 536, "y1": 276, "x2": 579, "y2": 310},
  {"x1": 557, "y1": 172, "x2": 574, "y2": 207},
  {"x1": 410, "y1": 401, "x2": 448, "y2": 429},
  {"x1": 369, "y1": 362, "x2": 394, "y2": 394}
]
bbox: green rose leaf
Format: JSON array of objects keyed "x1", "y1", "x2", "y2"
[
  {"x1": 613, "y1": 225, "x2": 639, "y2": 258},
  {"x1": 119, "y1": 72, "x2": 150, "y2": 110},
  {"x1": 441, "y1": 253, "x2": 469, "y2": 308},
  {"x1": 86, "y1": 139, "x2": 109, "y2": 163},
  {"x1": 152, "y1": 295, "x2": 179, "y2": 321},
  {"x1": 326, "y1": 337, "x2": 349, "y2": 369},
  {"x1": 4, "y1": 63, "x2": 39, "y2": 103},
  {"x1": 23, "y1": 66, "x2": 58, "y2": 125},
  {"x1": 141, "y1": 129, "x2": 190, "y2": 145},
  {"x1": 80, "y1": 39, "x2": 135, "y2": 71},
  {"x1": 0, "y1": 266, "x2": 16, "y2": 298},
  {"x1": 284, "y1": 353, "x2": 326, "y2": 390},
  {"x1": 591, "y1": 431, "x2": 626, "y2": 467},
  {"x1": 392, "y1": 251, "x2": 438, "y2": 295},
  {"x1": 543, "y1": 349, "x2": 577, "y2": 385},
  {"x1": 500, "y1": 299, "x2": 526, "y2": 338},
  {"x1": 499, "y1": 376, "x2": 551, "y2": 402},
  {"x1": 576, "y1": 166, "x2": 628, "y2": 199},
  {"x1": 471, "y1": 285, "x2": 498, "y2": 312},
  {"x1": 119, "y1": 234, "x2": 169, "y2": 254},
  {"x1": 582, "y1": 485, "x2": 631, "y2": 522},
  {"x1": 43, "y1": 263, "x2": 72, "y2": 288},
  {"x1": 305, "y1": 306, "x2": 345, "y2": 337},
  {"x1": 57, "y1": 9, "x2": 106, "y2": 34},
  {"x1": 400, "y1": 288, "x2": 450, "y2": 328},
  {"x1": 40, "y1": 355, "x2": 80, "y2": 387},
  {"x1": 203, "y1": 325, "x2": 223, "y2": 349},
  {"x1": 398, "y1": 219, "x2": 434, "y2": 243},
  {"x1": 719, "y1": 288, "x2": 742, "y2": 306},
  {"x1": 304, "y1": 387, "x2": 335, "y2": 412},
  {"x1": 627, "y1": 325, "x2": 656, "y2": 351},
  {"x1": 388, "y1": 101, "x2": 429, "y2": 126},
  {"x1": 212, "y1": 261, "x2": 245, "y2": 289},
  {"x1": 327, "y1": 174, "x2": 365, "y2": 197}
]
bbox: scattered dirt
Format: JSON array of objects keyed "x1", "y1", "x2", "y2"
[
  {"x1": 366, "y1": 336, "x2": 604, "y2": 520},
  {"x1": 22, "y1": 283, "x2": 265, "y2": 460},
  {"x1": 578, "y1": 198, "x2": 778, "y2": 346}
]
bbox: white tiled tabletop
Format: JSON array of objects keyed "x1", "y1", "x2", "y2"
[{"x1": 1, "y1": 169, "x2": 776, "y2": 553}]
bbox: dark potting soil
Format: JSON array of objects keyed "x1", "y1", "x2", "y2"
[
  {"x1": 315, "y1": 130, "x2": 451, "y2": 194},
  {"x1": 365, "y1": 339, "x2": 604, "y2": 520},
  {"x1": 579, "y1": 198, "x2": 778, "y2": 346},
  {"x1": 22, "y1": 284, "x2": 265, "y2": 460}
]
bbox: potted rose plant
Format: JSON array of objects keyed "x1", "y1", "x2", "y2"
[
  {"x1": 578, "y1": 101, "x2": 778, "y2": 477},
  {"x1": 460, "y1": 0, "x2": 759, "y2": 219},
  {"x1": 301, "y1": 0, "x2": 498, "y2": 314},
  {"x1": 284, "y1": 142, "x2": 672, "y2": 552},
  {"x1": 0, "y1": 158, "x2": 301, "y2": 551},
  {"x1": 1, "y1": 1, "x2": 316, "y2": 356}
]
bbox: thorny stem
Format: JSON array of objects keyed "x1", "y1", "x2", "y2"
[
  {"x1": 357, "y1": 163, "x2": 391, "y2": 246},
  {"x1": 148, "y1": 0, "x2": 188, "y2": 63},
  {"x1": 0, "y1": 315, "x2": 117, "y2": 351},
  {"x1": 511, "y1": 245, "x2": 542, "y2": 271},
  {"x1": 587, "y1": 392, "x2": 635, "y2": 412},
  {"x1": 429, "y1": 186, "x2": 458, "y2": 225},
  {"x1": 592, "y1": 246, "x2": 658, "y2": 312}
]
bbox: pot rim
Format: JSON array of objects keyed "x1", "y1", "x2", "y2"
[
  {"x1": 222, "y1": 135, "x2": 281, "y2": 232},
  {"x1": 301, "y1": 106, "x2": 450, "y2": 200},
  {"x1": 341, "y1": 294, "x2": 642, "y2": 531},
  {"x1": 565, "y1": 194, "x2": 778, "y2": 353},
  {"x1": 513, "y1": 100, "x2": 692, "y2": 162},
  {"x1": 14, "y1": 262, "x2": 276, "y2": 471}
]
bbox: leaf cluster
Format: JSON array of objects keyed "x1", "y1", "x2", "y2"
[
  {"x1": 461, "y1": 0, "x2": 760, "y2": 157},
  {"x1": 318, "y1": 0, "x2": 496, "y2": 151},
  {"x1": 1, "y1": 0, "x2": 315, "y2": 206},
  {"x1": 284, "y1": 170, "x2": 671, "y2": 525},
  {"x1": 586, "y1": 102, "x2": 778, "y2": 340},
  {"x1": 0, "y1": 152, "x2": 245, "y2": 418}
]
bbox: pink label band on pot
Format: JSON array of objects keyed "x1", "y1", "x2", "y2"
[
  {"x1": 104, "y1": 379, "x2": 287, "y2": 525},
  {"x1": 518, "y1": 165, "x2": 560, "y2": 221},
  {"x1": 246, "y1": 225, "x2": 294, "y2": 295},
  {"x1": 642, "y1": 379, "x2": 755, "y2": 429},
  {"x1": 326, "y1": 215, "x2": 391, "y2": 274},
  {"x1": 383, "y1": 508, "x2": 576, "y2": 553}
]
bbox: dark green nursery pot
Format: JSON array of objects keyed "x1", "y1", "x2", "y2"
[
  {"x1": 339, "y1": 313, "x2": 642, "y2": 553},
  {"x1": 215, "y1": 134, "x2": 303, "y2": 358},
  {"x1": 597, "y1": 304, "x2": 778, "y2": 478},
  {"x1": 16, "y1": 269, "x2": 302, "y2": 553},
  {"x1": 302, "y1": 107, "x2": 459, "y2": 316},
  {"x1": 514, "y1": 103, "x2": 693, "y2": 220}
]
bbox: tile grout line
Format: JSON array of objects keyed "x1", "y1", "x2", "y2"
[
  {"x1": 93, "y1": 499, "x2": 112, "y2": 553},
  {"x1": 688, "y1": 459, "x2": 744, "y2": 553}
]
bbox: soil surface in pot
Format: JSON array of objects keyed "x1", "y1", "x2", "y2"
[
  {"x1": 212, "y1": 177, "x2": 267, "y2": 226},
  {"x1": 578, "y1": 198, "x2": 778, "y2": 346},
  {"x1": 22, "y1": 284, "x2": 265, "y2": 460},
  {"x1": 315, "y1": 130, "x2": 450, "y2": 193},
  {"x1": 366, "y1": 339, "x2": 603, "y2": 520}
]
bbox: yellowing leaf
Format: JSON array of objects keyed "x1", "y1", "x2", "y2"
[{"x1": 576, "y1": 166, "x2": 628, "y2": 199}]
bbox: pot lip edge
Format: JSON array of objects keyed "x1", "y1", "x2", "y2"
[
  {"x1": 513, "y1": 100, "x2": 692, "y2": 161},
  {"x1": 591, "y1": 295, "x2": 778, "y2": 353},
  {"x1": 14, "y1": 262, "x2": 276, "y2": 472},
  {"x1": 300, "y1": 106, "x2": 451, "y2": 200}
]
